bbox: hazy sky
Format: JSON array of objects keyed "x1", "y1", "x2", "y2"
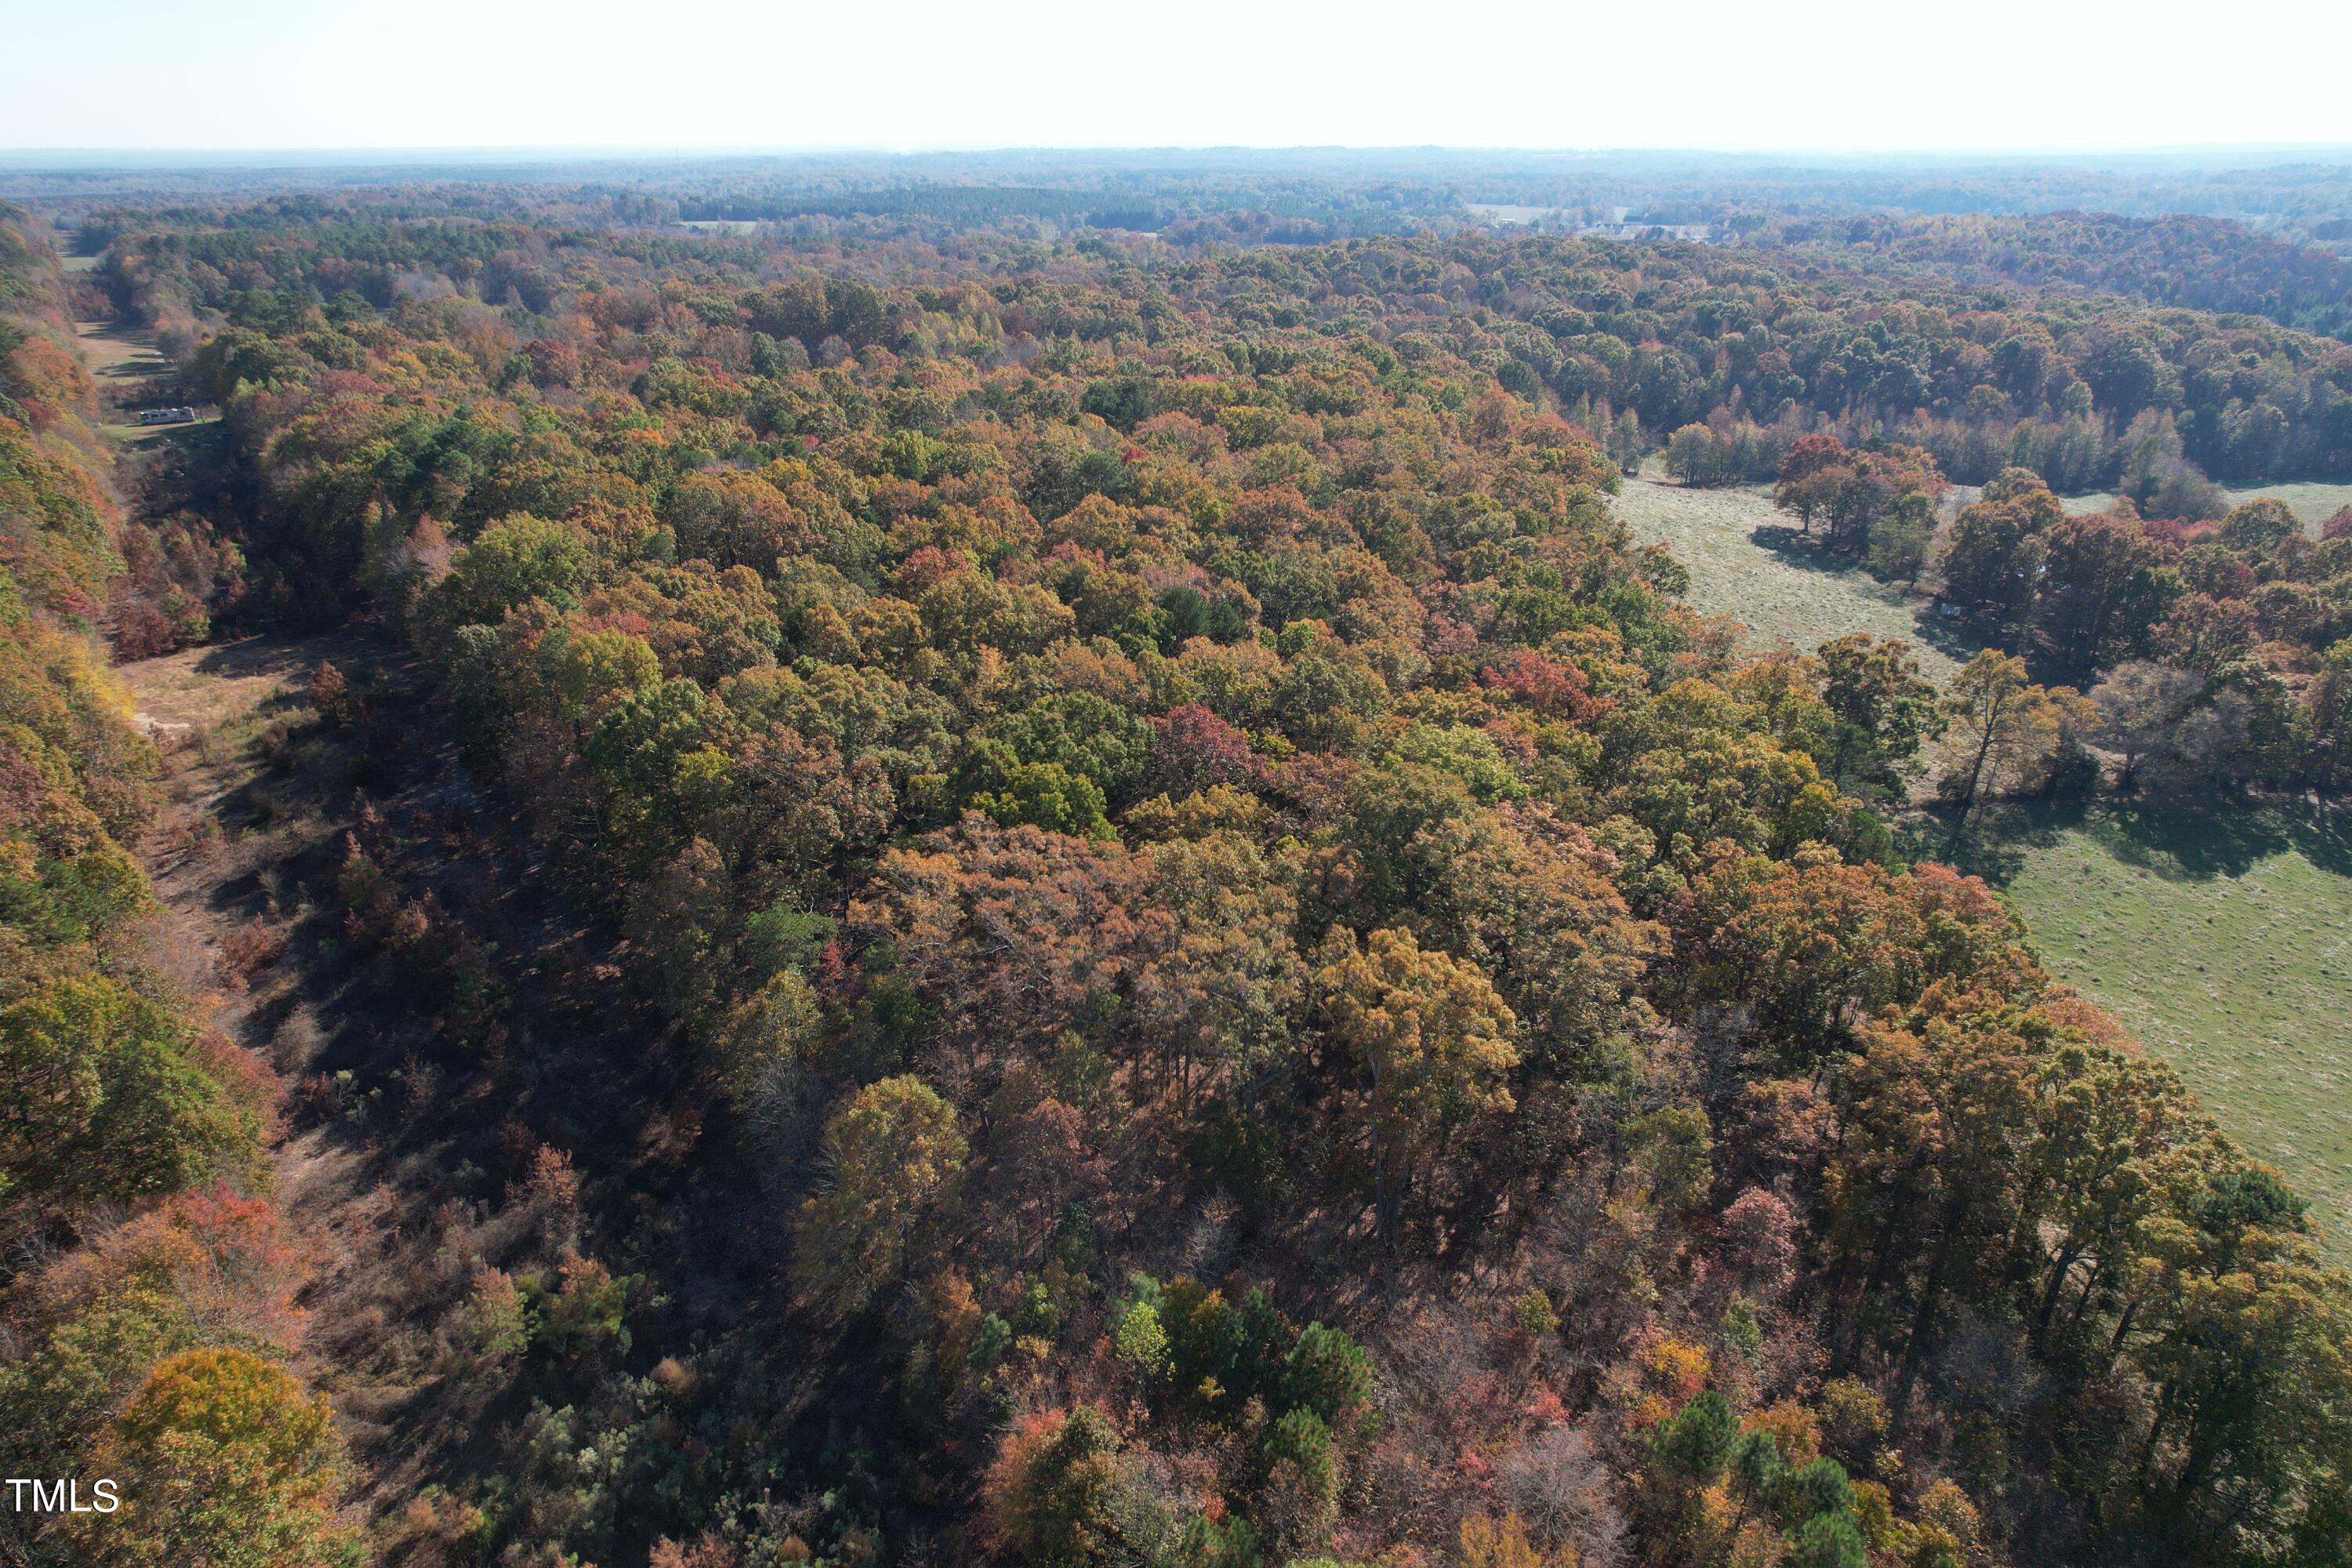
[{"x1": 5, "y1": 0, "x2": 2349, "y2": 154}]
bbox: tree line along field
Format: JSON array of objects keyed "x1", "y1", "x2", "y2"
[
  {"x1": 1620, "y1": 474, "x2": 2352, "y2": 677},
  {"x1": 1621, "y1": 470, "x2": 2352, "y2": 1241},
  {"x1": 1613, "y1": 477, "x2": 1973, "y2": 681},
  {"x1": 1951, "y1": 800, "x2": 2352, "y2": 1240},
  {"x1": 2054, "y1": 479, "x2": 2352, "y2": 531}
]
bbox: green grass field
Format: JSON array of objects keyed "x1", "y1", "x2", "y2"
[
  {"x1": 1940, "y1": 802, "x2": 2352, "y2": 1243},
  {"x1": 1621, "y1": 476, "x2": 2352, "y2": 678},
  {"x1": 2056, "y1": 480, "x2": 2352, "y2": 530},
  {"x1": 1617, "y1": 474, "x2": 2352, "y2": 1244},
  {"x1": 1616, "y1": 477, "x2": 1973, "y2": 680}
]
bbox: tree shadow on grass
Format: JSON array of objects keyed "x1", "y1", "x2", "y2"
[
  {"x1": 1751, "y1": 522, "x2": 1847, "y2": 569},
  {"x1": 1912, "y1": 794, "x2": 2352, "y2": 887},
  {"x1": 1901, "y1": 800, "x2": 2088, "y2": 885},
  {"x1": 1901, "y1": 609, "x2": 1994, "y2": 670},
  {"x1": 2285, "y1": 805, "x2": 2352, "y2": 877},
  {"x1": 2079, "y1": 800, "x2": 2293, "y2": 880},
  {"x1": 1747, "y1": 522, "x2": 1992, "y2": 666},
  {"x1": 194, "y1": 635, "x2": 343, "y2": 682}
]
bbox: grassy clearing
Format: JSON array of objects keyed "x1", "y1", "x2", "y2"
[
  {"x1": 76, "y1": 318, "x2": 169, "y2": 381},
  {"x1": 2056, "y1": 480, "x2": 2352, "y2": 531},
  {"x1": 118, "y1": 634, "x2": 380, "y2": 819},
  {"x1": 1617, "y1": 475, "x2": 2352, "y2": 1243},
  {"x1": 74, "y1": 316, "x2": 217, "y2": 440},
  {"x1": 1616, "y1": 477, "x2": 1976, "y2": 680},
  {"x1": 1931, "y1": 800, "x2": 2352, "y2": 1244},
  {"x1": 119, "y1": 635, "x2": 336, "y2": 735}
]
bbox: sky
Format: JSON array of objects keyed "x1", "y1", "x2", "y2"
[{"x1": 5, "y1": 0, "x2": 2350, "y2": 155}]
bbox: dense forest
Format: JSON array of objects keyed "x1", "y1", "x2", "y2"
[
  {"x1": 2, "y1": 165, "x2": 2349, "y2": 1568},
  {"x1": 83, "y1": 209, "x2": 2352, "y2": 495},
  {"x1": 1759, "y1": 213, "x2": 2352, "y2": 339}
]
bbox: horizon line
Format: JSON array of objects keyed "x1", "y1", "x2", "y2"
[{"x1": 7, "y1": 141, "x2": 2352, "y2": 169}]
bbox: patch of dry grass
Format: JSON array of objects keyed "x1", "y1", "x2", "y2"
[
  {"x1": 120, "y1": 634, "x2": 373, "y2": 735},
  {"x1": 74, "y1": 318, "x2": 170, "y2": 385},
  {"x1": 1616, "y1": 477, "x2": 1973, "y2": 681}
]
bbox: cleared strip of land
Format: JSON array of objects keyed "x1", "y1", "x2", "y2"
[
  {"x1": 2057, "y1": 480, "x2": 2352, "y2": 529},
  {"x1": 75, "y1": 314, "x2": 216, "y2": 438}
]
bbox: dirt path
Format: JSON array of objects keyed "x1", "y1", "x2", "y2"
[
  {"x1": 115, "y1": 637, "x2": 350, "y2": 1101},
  {"x1": 116, "y1": 627, "x2": 746, "y2": 1547},
  {"x1": 118, "y1": 633, "x2": 458, "y2": 1523},
  {"x1": 115, "y1": 630, "x2": 670, "y2": 1533}
]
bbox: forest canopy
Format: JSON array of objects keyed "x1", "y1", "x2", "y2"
[{"x1": 2, "y1": 162, "x2": 2350, "y2": 1568}]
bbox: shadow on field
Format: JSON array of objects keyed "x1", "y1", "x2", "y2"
[
  {"x1": 1905, "y1": 802, "x2": 2057, "y2": 882},
  {"x1": 1748, "y1": 521, "x2": 1988, "y2": 665},
  {"x1": 1916, "y1": 797, "x2": 2352, "y2": 885},
  {"x1": 1901, "y1": 611, "x2": 1990, "y2": 670},
  {"x1": 195, "y1": 637, "x2": 339, "y2": 683},
  {"x1": 1751, "y1": 521, "x2": 1841, "y2": 567}
]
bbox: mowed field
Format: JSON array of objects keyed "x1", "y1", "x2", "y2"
[
  {"x1": 74, "y1": 314, "x2": 216, "y2": 441},
  {"x1": 1615, "y1": 477, "x2": 1973, "y2": 679},
  {"x1": 2058, "y1": 480, "x2": 2352, "y2": 530},
  {"x1": 77, "y1": 317, "x2": 171, "y2": 382},
  {"x1": 1951, "y1": 803, "x2": 2352, "y2": 1243},
  {"x1": 1621, "y1": 477, "x2": 2352, "y2": 682}
]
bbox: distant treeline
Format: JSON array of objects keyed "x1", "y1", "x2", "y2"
[
  {"x1": 1762, "y1": 211, "x2": 2352, "y2": 338},
  {"x1": 682, "y1": 187, "x2": 1160, "y2": 229},
  {"x1": 84, "y1": 209, "x2": 2352, "y2": 510},
  {"x1": 1218, "y1": 234, "x2": 2352, "y2": 488},
  {"x1": 16, "y1": 145, "x2": 2352, "y2": 262}
]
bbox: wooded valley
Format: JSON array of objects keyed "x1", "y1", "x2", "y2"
[{"x1": 2, "y1": 151, "x2": 2349, "y2": 1568}]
